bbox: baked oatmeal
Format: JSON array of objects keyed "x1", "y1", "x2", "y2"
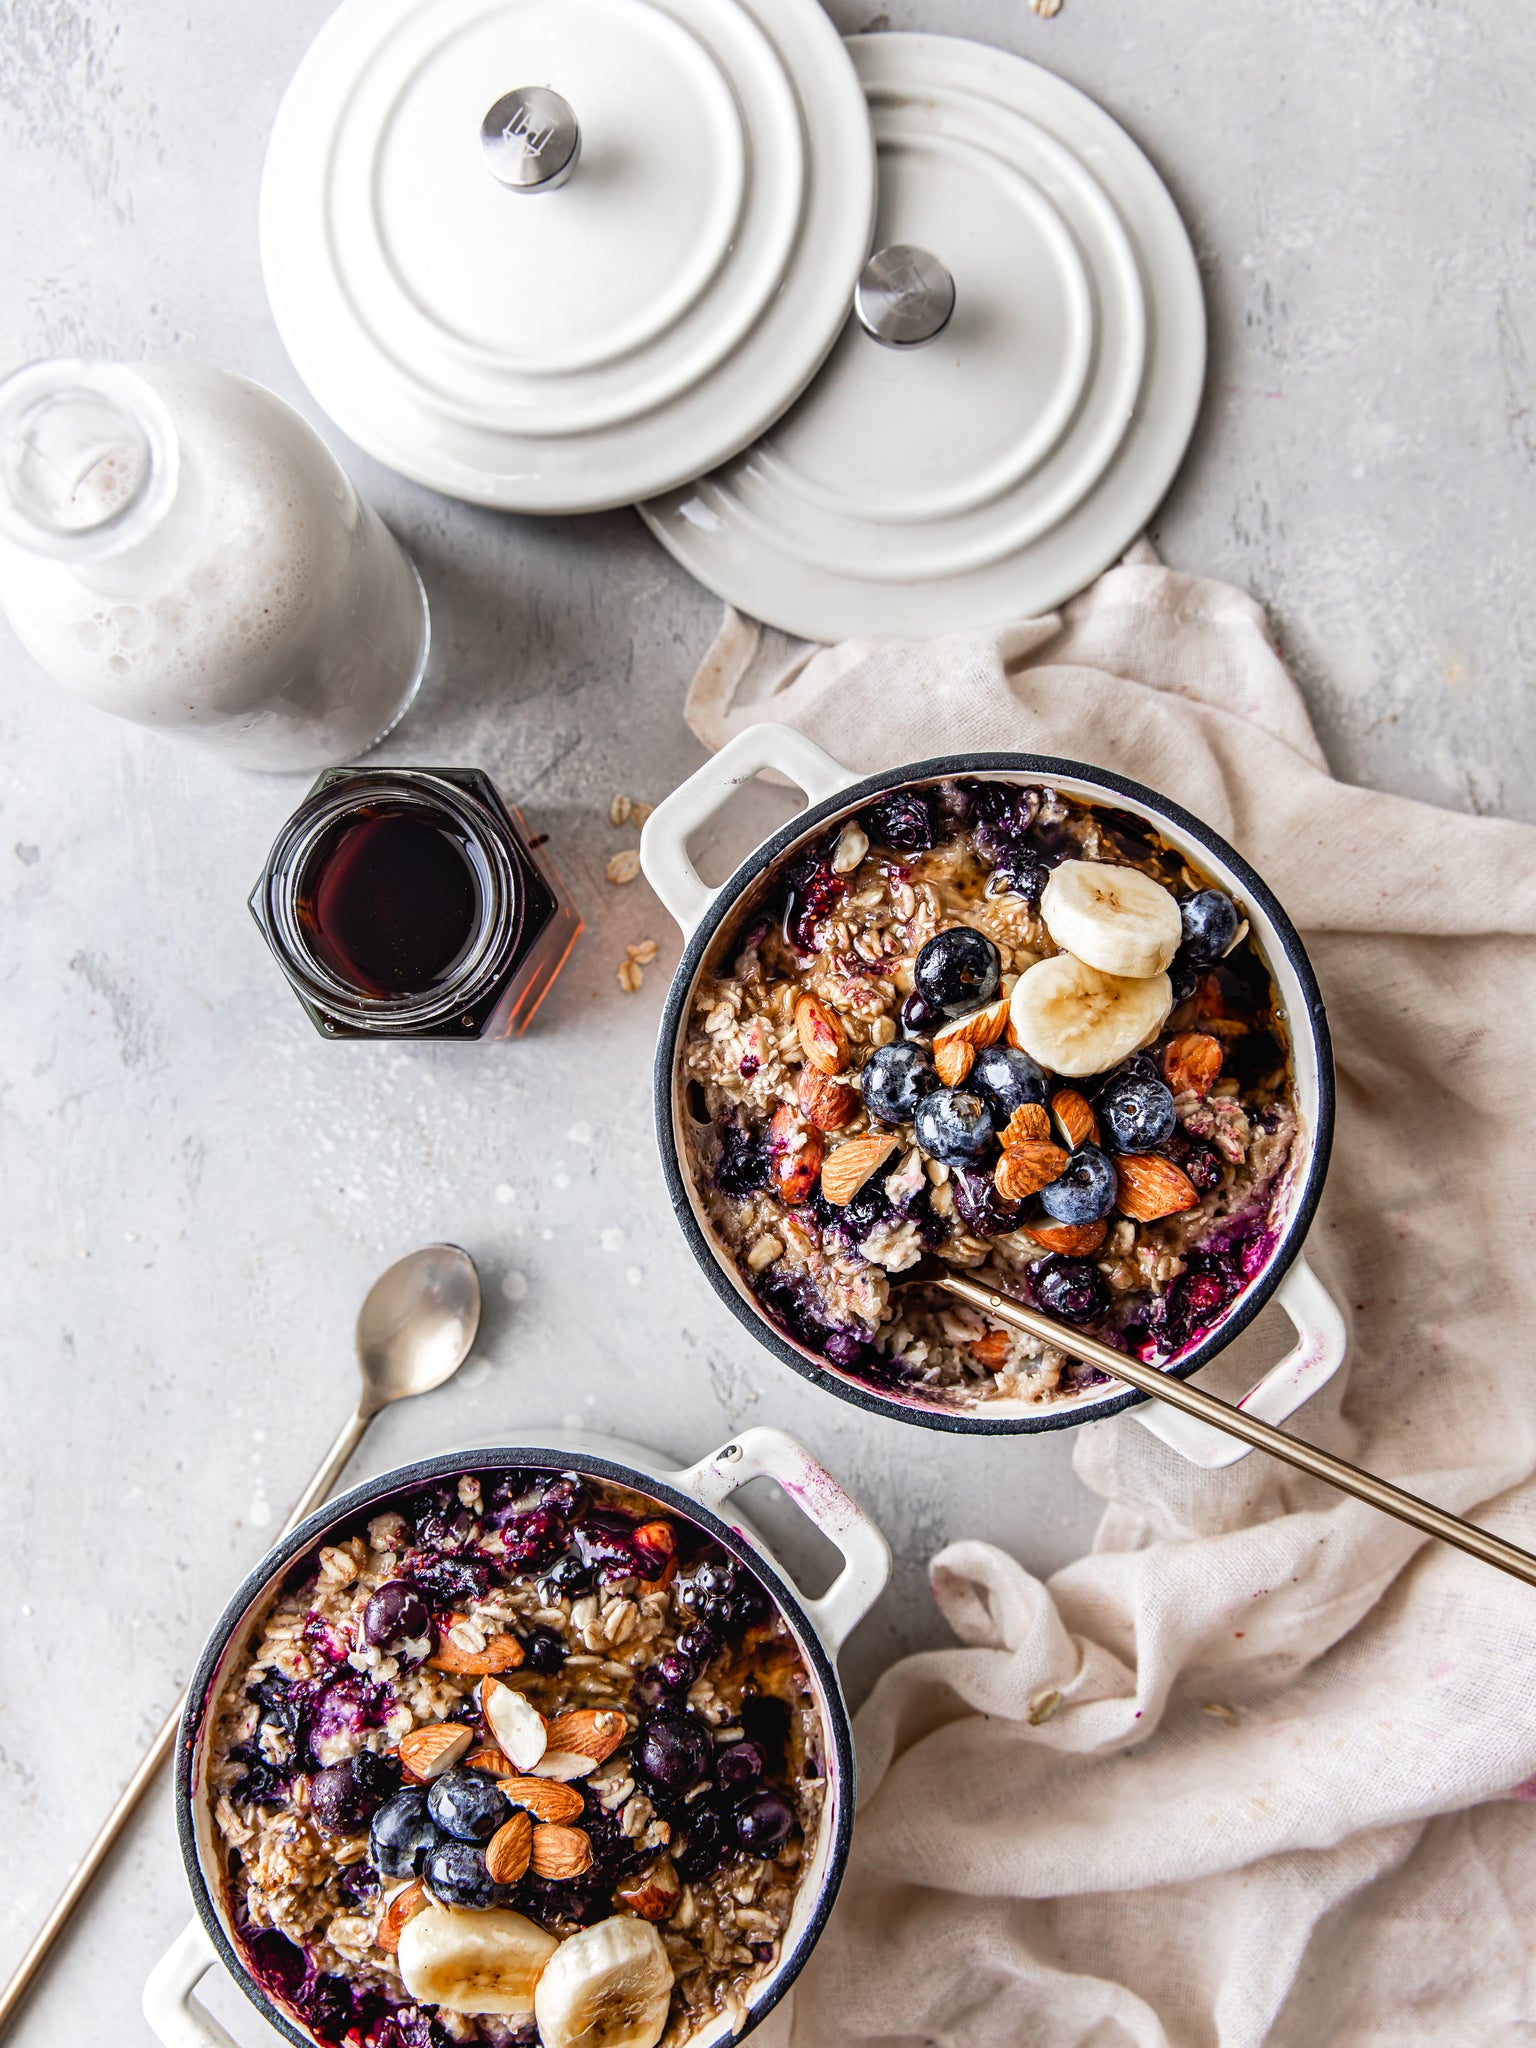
[
  {"x1": 207, "y1": 1468, "x2": 824, "y2": 2048},
  {"x1": 680, "y1": 778, "x2": 1301, "y2": 1409}
]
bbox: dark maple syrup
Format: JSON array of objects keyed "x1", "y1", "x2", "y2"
[{"x1": 300, "y1": 806, "x2": 478, "y2": 998}]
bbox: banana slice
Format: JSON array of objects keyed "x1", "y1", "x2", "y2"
[
  {"x1": 1040, "y1": 861, "x2": 1182, "y2": 979},
  {"x1": 1009, "y1": 954, "x2": 1172, "y2": 1077},
  {"x1": 534, "y1": 1915, "x2": 674, "y2": 2048},
  {"x1": 397, "y1": 1902, "x2": 558, "y2": 2017}
]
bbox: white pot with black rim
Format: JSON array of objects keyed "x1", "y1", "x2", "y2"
[
  {"x1": 143, "y1": 1429, "x2": 889, "y2": 2048},
  {"x1": 641, "y1": 723, "x2": 1345, "y2": 1463}
]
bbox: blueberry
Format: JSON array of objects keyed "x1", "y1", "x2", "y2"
[
  {"x1": 969, "y1": 1044, "x2": 1047, "y2": 1118},
  {"x1": 951, "y1": 1167, "x2": 1021, "y2": 1239},
  {"x1": 573, "y1": 1510, "x2": 644, "y2": 1583},
  {"x1": 859, "y1": 1041, "x2": 939, "y2": 1124},
  {"x1": 1039, "y1": 1145, "x2": 1117, "y2": 1225},
  {"x1": 540, "y1": 1553, "x2": 597, "y2": 1601},
  {"x1": 913, "y1": 1087, "x2": 997, "y2": 1168},
  {"x1": 732, "y1": 1789, "x2": 795, "y2": 1854},
  {"x1": 972, "y1": 782, "x2": 1040, "y2": 857},
  {"x1": 427, "y1": 1767, "x2": 513, "y2": 1843},
  {"x1": 424, "y1": 1838, "x2": 503, "y2": 1910},
  {"x1": 900, "y1": 990, "x2": 944, "y2": 1038},
  {"x1": 1180, "y1": 890, "x2": 1239, "y2": 963},
  {"x1": 862, "y1": 790, "x2": 935, "y2": 853},
  {"x1": 518, "y1": 1625, "x2": 565, "y2": 1675},
  {"x1": 716, "y1": 1739, "x2": 766, "y2": 1789},
  {"x1": 361, "y1": 1580, "x2": 429, "y2": 1653},
  {"x1": 1098, "y1": 1072, "x2": 1177, "y2": 1151},
  {"x1": 227, "y1": 1749, "x2": 288, "y2": 1808},
  {"x1": 497, "y1": 1505, "x2": 569, "y2": 1570},
  {"x1": 637, "y1": 1714, "x2": 713, "y2": 1798},
  {"x1": 912, "y1": 928, "x2": 1002, "y2": 1018},
  {"x1": 679, "y1": 1558, "x2": 766, "y2": 1632},
  {"x1": 1163, "y1": 1127, "x2": 1223, "y2": 1193},
  {"x1": 991, "y1": 843, "x2": 1049, "y2": 906},
  {"x1": 714, "y1": 1115, "x2": 767, "y2": 1199},
  {"x1": 675, "y1": 1800, "x2": 731, "y2": 1882},
  {"x1": 369, "y1": 1788, "x2": 442, "y2": 1879},
  {"x1": 784, "y1": 849, "x2": 848, "y2": 954},
  {"x1": 1031, "y1": 1256, "x2": 1111, "y2": 1326}
]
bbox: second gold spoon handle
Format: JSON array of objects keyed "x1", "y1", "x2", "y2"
[{"x1": 940, "y1": 1271, "x2": 1536, "y2": 1592}]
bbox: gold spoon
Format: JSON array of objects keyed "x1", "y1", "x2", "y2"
[
  {"x1": 0, "y1": 1243, "x2": 482, "y2": 2036},
  {"x1": 903, "y1": 1259, "x2": 1536, "y2": 1590}
]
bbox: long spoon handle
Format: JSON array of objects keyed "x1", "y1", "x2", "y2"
[
  {"x1": 940, "y1": 1271, "x2": 1536, "y2": 1591},
  {"x1": 0, "y1": 1405, "x2": 370, "y2": 2037}
]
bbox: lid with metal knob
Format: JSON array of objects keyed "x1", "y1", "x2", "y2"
[
  {"x1": 641, "y1": 33, "x2": 1208, "y2": 641},
  {"x1": 259, "y1": 0, "x2": 876, "y2": 514}
]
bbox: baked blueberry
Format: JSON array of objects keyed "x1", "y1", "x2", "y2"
[
  {"x1": 859, "y1": 1041, "x2": 939, "y2": 1123},
  {"x1": 717, "y1": 1739, "x2": 766, "y2": 1788},
  {"x1": 970, "y1": 1044, "x2": 1048, "y2": 1117},
  {"x1": 900, "y1": 989, "x2": 944, "y2": 1038},
  {"x1": 913, "y1": 1086, "x2": 997, "y2": 1168},
  {"x1": 427, "y1": 1767, "x2": 512, "y2": 1844},
  {"x1": 1038, "y1": 1145, "x2": 1116, "y2": 1226},
  {"x1": 862, "y1": 790, "x2": 935, "y2": 852},
  {"x1": 1032, "y1": 1256, "x2": 1111, "y2": 1326},
  {"x1": 361, "y1": 1580, "x2": 428, "y2": 1653},
  {"x1": 1179, "y1": 890, "x2": 1239, "y2": 963},
  {"x1": 1098, "y1": 1071, "x2": 1177, "y2": 1151},
  {"x1": 951, "y1": 1167, "x2": 1022, "y2": 1238},
  {"x1": 369, "y1": 1788, "x2": 441, "y2": 1879},
  {"x1": 637, "y1": 1713, "x2": 713, "y2": 1798},
  {"x1": 518, "y1": 1625, "x2": 565, "y2": 1675},
  {"x1": 424, "y1": 1839, "x2": 503, "y2": 1910},
  {"x1": 732, "y1": 1790, "x2": 795, "y2": 1854},
  {"x1": 309, "y1": 1749, "x2": 400, "y2": 1837},
  {"x1": 991, "y1": 843, "x2": 1050, "y2": 906},
  {"x1": 912, "y1": 927, "x2": 1002, "y2": 1018}
]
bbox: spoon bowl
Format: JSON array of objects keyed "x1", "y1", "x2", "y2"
[{"x1": 356, "y1": 1242, "x2": 481, "y2": 1417}]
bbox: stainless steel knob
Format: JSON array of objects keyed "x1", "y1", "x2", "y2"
[
  {"x1": 854, "y1": 245, "x2": 956, "y2": 348},
  {"x1": 480, "y1": 88, "x2": 581, "y2": 193}
]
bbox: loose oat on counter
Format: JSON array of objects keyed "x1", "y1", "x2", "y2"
[{"x1": 679, "y1": 778, "x2": 1301, "y2": 1410}]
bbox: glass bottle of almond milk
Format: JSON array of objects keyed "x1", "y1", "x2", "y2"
[{"x1": 0, "y1": 357, "x2": 429, "y2": 771}]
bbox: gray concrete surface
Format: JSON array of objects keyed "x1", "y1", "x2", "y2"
[{"x1": 2, "y1": 0, "x2": 1533, "y2": 2039}]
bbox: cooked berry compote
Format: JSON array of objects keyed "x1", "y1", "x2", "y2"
[
  {"x1": 208, "y1": 1470, "x2": 823, "y2": 2048},
  {"x1": 680, "y1": 779, "x2": 1301, "y2": 1409}
]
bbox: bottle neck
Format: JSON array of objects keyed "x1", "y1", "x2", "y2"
[{"x1": 0, "y1": 359, "x2": 180, "y2": 564}]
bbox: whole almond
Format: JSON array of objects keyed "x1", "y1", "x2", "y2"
[
  {"x1": 1163, "y1": 1031, "x2": 1223, "y2": 1098},
  {"x1": 485, "y1": 1809, "x2": 534, "y2": 1885},
  {"x1": 933, "y1": 1035, "x2": 975, "y2": 1087},
  {"x1": 767, "y1": 1104, "x2": 823, "y2": 1205},
  {"x1": 795, "y1": 993, "x2": 850, "y2": 1075},
  {"x1": 1002, "y1": 1103, "x2": 1051, "y2": 1145},
  {"x1": 1020, "y1": 1217, "x2": 1108, "y2": 1256},
  {"x1": 1050, "y1": 1088, "x2": 1099, "y2": 1150},
  {"x1": 376, "y1": 1879, "x2": 426, "y2": 1954},
  {"x1": 530, "y1": 1824, "x2": 594, "y2": 1880},
  {"x1": 616, "y1": 1857, "x2": 681, "y2": 1922},
  {"x1": 994, "y1": 1140, "x2": 1070, "y2": 1203},
  {"x1": 1114, "y1": 1153, "x2": 1200, "y2": 1221},
  {"x1": 821, "y1": 1133, "x2": 898, "y2": 1207},
  {"x1": 545, "y1": 1709, "x2": 627, "y2": 1765},
  {"x1": 796, "y1": 1064, "x2": 859, "y2": 1132},
  {"x1": 427, "y1": 1626, "x2": 524, "y2": 1676},
  {"x1": 497, "y1": 1775, "x2": 587, "y2": 1824},
  {"x1": 397, "y1": 1723, "x2": 473, "y2": 1782}
]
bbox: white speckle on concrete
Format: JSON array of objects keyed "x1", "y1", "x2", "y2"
[
  {"x1": 501, "y1": 1271, "x2": 530, "y2": 1303},
  {"x1": 567, "y1": 1120, "x2": 594, "y2": 1145},
  {"x1": 626, "y1": 1265, "x2": 643, "y2": 1287},
  {"x1": 495, "y1": 1183, "x2": 516, "y2": 1204},
  {"x1": 248, "y1": 1497, "x2": 272, "y2": 1529},
  {"x1": 600, "y1": 1227, "x2": 625, "y2": 1253},
  {"x1": 554, "y1": 1170, "x2": 571, "y2": 1190}
]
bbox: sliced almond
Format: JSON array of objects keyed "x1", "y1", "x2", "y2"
[
  {"x1": 1050, "y1": 1088, "x2": 1099, "y2": 1150},
  {"x1": 994, "y1": 1140, "x2": 1070, "y2": 1203},
  {"x1": 766, "y1": 1104, "x2": 823, "y2": 1205},
  {"x1": 968, "y1": 1330, "x2": 1012, "y2": 1369},
  {"x1": 794, "y1": 992, "x2": 850, "y2": 1075},
  {"x1": 796, "y1": 1064, "x2": 859, "y2": 1132},
  {"x1": 1114, "y1": 1153, "x2": 1200, "y2": 1222},
  {"x1": 616, "y1": 1857, "x2": 681, "y2": 1923},
  {"x1": 465, "y1": 1746, "x2": 511, "y2": 1775},
  {"x1": 427, "y1": 1623, "x2": 525, "y2": 1676},
  {"x1": 397, "y1": 1723, "x2": 473, "y2": 1782},
  {"x1": 530, "y1": 1748, "x2": 598, "y2": 1781},
  {"x1": 497, "y1": 1775, "x2": 588, "y2": 1824},
  {"x1": 529, "y1": 1823, "x2": 595, "y2": 1880},
  {"x1": 1162, "y1": 1031, "x2": 1223, "y2": 1099},
  {"x1": 545, "y1": 1709, "x2": 628, "y2": 1765},
  {"x1": 376, "y1": 1879, "x2": 426, "y2": 1954},
  {"x1": 480, "y1": 1678, "x2": 549, "y2": 1773},
  {"x1": 821, "y1": 1133, "x2": 899, "y2": 1207},
  {"x1": 1019, "y1": 1216, "x2": 1109, "y2": 1256},
  {"x1": 485, "y1": 1809, "x2": 534, "y2": 1885},
  {"x1": 497, "y1": 1775, "x2": 587, "y2": 1823},
  {"x1": 933, "y1": 1035, "x2": 975, "y2": 1087},
  {"x1": 1002, "y1": 1103, "x2": 1051, "y2": 1145},
  {"x1": 934, "y1": 994, "x2": 1009, "y2": 1053}
]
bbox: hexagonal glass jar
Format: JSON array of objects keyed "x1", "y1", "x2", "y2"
[{"x1": 250, "y1": 767, "x2": 581, "y2": 1038}]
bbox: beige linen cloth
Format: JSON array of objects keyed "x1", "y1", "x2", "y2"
[{"x1": 684, "y1": 545, "x2": 1536, "y2": 2047}]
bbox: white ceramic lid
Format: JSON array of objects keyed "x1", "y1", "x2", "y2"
[
  {"x1": 640, "y1": 33, "x2": 1208, "y2": 641},
  {"x1": 259, "y1": 0, "x2": 876, "y2": 514}
]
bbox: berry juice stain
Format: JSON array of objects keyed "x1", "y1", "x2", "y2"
[{"x1": 300, "y1": 806, "x2": 478, "y2": 998}]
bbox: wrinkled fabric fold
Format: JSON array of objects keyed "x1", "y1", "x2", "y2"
[{"x1": 686, "y1": 548, "x2": 1536, "y2": 2046}]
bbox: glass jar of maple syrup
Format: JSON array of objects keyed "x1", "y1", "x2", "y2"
[{"x1": 250, "y1": 768, "x2": 581, "y2": 1038}]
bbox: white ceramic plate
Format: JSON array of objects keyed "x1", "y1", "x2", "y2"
[{"x1": 639, "y1": 33, "x2": 1207, "y2": 640}]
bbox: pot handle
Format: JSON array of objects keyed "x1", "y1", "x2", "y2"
[
  {"x1": 640, "y1": 723, "x2": 861, "y2": 937},
  {"x1": 142, "y1": 1919, "x2": 240, "y2": 2048},
  {"x1": 1128, "y1": 1256, "x2": 1347, "y2": 1468},
  {"x1": 669, "y1": 1426, "x2": 891, "y2": 1658}
]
